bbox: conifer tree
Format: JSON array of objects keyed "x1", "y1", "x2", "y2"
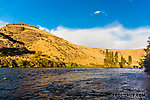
[
  {"x1": 104, "y1": 49, "x2": 109, "y2": 66},
  {"x1": 104, "y1": 50, "x2": 115, "y2": 67},
  {"x1": 128, "y1": 55, "x2": 132, "y2": 67},
  {"x1": 114, "y1": 52, "x2": 118, "y2": 66},
  {"x1": 120, "y1": 55, "x2": 126, "y2": 68},
  {"x1": 104, "y1": 49, "x2": 111, "y2": 67},
  {"x1": 111, "y1": 52, "x2": 114, "y2": 66},
  {"x1": 106, "y1": 49, "x2": 109, "y2": 58},
  {"x1": 143, "y1": 37, "x2": 150, "y2": 72}
]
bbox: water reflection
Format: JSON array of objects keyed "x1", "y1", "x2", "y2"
[
  {"x1": 143, "y1": 74, "x2": 150, "y2": 90},
  {"x1": 0, "y1": 68, "x2": 149, "y2": 99}
]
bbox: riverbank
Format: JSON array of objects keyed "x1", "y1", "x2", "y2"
[{"x1": 0, "y1": 53, "x2": 143, "y2": 68}]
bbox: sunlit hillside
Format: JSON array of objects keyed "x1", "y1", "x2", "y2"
[{"x1": 0, "y1": 22, "x2": 145, "y2": 66}]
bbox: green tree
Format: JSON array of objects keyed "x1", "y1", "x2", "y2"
[
  {"x1": 111, "y1": 51, "x2": 114, "y2": 66},
  {"x1": 120, "y1": 55, "x2": 126, "y2": 68},
  {"x1": 108, "y1": 51, "x2": 112, "y2": 67},
  {"x1": 104, "y1": 49, "x2": 109, "y2": 66},
  {"x1": 114, "y1": 52, "x2": 118, "y2": 66},
  {"x1": 143, "y1": 37, "x2": 150, "y2": 72},
  {"x1": 106, "y1": 49, "x2": 109, "y2": 58},
  {"x1": 128, "y1": 55, "x2": 132, "y2": 67},
  {"x1": 104, "y1": 49, "x2": 115, "y2": 67}
]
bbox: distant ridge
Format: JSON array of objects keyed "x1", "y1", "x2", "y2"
[
  {"x1": 6, "y1": 22, "x2": 38, "y2": 29},
  {"x1": 0, "y1": 22, "x2": 145, "y2": 66}
]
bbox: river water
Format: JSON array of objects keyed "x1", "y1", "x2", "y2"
[{"x1": 0, "y1": 68, "x2": 150, "y2": 99}]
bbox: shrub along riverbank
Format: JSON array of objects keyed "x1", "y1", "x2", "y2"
[
  {"x1": 0, "y1": 57, "x2": 141, "y2": 68},
  {"x1": 0, "y1": 54, "x2": 84, "y2": 68},
  {"x1": 0, "y1": 51, "x2": 142, "y2": 68}
]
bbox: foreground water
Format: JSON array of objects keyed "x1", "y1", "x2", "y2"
[{"x1": 0, "y1": 68, "x2": 150, "y2": 99}]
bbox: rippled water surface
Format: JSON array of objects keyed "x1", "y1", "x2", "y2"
[{"x1": 0, "y1": 68, "x2": 150, "y2": 99}]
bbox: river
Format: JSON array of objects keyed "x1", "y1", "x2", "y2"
[{"x1": 0, "y1": 68, "x2": 149, "y2": 99}]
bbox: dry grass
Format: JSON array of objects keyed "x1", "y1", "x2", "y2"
[{"x1": 0, "y1": 22, "x2": 145, "y2": 66}]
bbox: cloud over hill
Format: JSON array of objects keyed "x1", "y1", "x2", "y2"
[
  {"x1": 0, "y1": 20, "x2": 8, "y2": 28},
  {"x1": 1, "y1": 21, "x2": 149, "y2": 49},
  {"x1": 50, "y1": 22, "x2": 149, "y2": 49}
]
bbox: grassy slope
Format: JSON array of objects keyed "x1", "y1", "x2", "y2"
[{"x1": 0, "y1": 22, "x2": 145, "y2": 66}]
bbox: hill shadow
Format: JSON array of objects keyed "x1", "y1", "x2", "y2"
[
  {"x1": 0, "y1": 47, "x2": 35, "y2": 56},
  {"x1": 0, "y1": 32, "x2": 24, "y2": 45}
]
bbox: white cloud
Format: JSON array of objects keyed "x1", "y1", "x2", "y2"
[
  {"x1": 94, "y1": 11, "x2": 101, "y2": 14},
  {"x1": 0, "y1": 20, "x2": 8, "y2": 28},
  {"x1": 92, "y1": 10, "x2": 107, "y2": 16},
  {"x1": 37, "y1": 25, "x2": 50, "y2": 33},
  {"x1": 50, "y1": 22, "x2": 150, "y2": 49}
]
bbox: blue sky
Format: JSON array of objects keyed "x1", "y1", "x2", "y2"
[
  {"x1": 0, "y1": 0, "x2": 150, "y2": 49},
  {"x1": 1, "y1": 0, "x2": 150, "y2": 29}
]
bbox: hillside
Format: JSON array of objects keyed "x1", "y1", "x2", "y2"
[{"x1": 0, "y1": 22, "x2": 145, "y2": 66}]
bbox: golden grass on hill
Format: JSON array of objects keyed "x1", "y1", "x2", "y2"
[{"x1": 0, "y1": 22, "x2": 145, "y2": 66}]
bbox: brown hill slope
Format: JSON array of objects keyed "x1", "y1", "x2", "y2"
[{"x1": 0, "y1": 22, "x2": 145, "y2": 66}]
